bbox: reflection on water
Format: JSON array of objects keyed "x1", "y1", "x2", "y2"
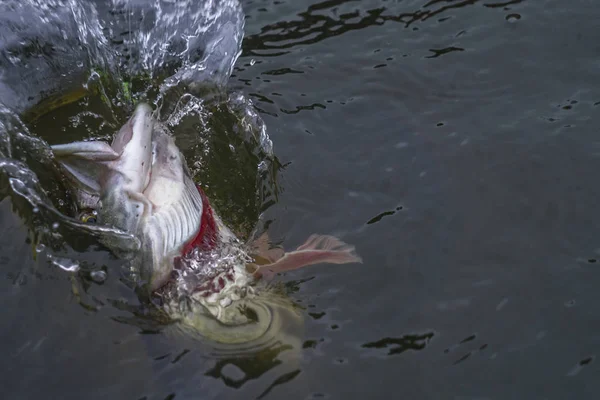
[
  {"x1": 361, "y1": 331, "x2": 435, "y2": 357},
  {"x1": 242, "y1": 0, "x2": 514, "y2": 56}
]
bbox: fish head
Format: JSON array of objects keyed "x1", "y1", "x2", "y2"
[
  {"x1": 98, "y1": 103, "x2": 156, "y2": 232},
  {"x1": 51, "y1": 103, "x2": 155, "y2": 231}
]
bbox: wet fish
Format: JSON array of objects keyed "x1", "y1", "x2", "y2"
[{"x1": 50, "y1": 103, "x2": 362, "y2": 327}]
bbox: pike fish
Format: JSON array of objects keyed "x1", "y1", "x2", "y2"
[{"x1": 51, "y1": 103, "x2": 362, "y2": 334}]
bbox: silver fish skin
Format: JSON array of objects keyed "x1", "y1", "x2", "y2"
[
  {"x1": 135, "y1": 125, "x2": 206, "y2": 290},
  {"x1": 51, "y1": 103, "x2": 155, "y2": 233}
]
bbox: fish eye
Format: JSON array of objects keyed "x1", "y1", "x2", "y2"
[{"x1": 79, "y1": 210, "x2": 98, "y2": 224}]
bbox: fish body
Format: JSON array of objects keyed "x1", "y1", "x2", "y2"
[
  {"x1": 51, "y1": 103, "x2": 362, "y2": 329},
  {"x1": 135, "y1": 126, "x2": 208, "y2": 290}
]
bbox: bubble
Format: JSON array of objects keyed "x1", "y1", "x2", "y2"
[
  {"x1": 35, "y1": 243, "x2": 45, "y2": 253},
  {"x1": 51, "y1": 222, "x2": 60, "y2": 230},
  {"x1": 90, "y1": 270, "x2": 107, "y2": 283},
  {"x1": 564, "y1": 299, "x2": 576, "y2": 308},
  {"x1": 32, "y1": 207, "x2": 39, "y2": 213}
]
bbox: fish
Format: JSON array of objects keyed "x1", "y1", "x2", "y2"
[{"x1": 50, "y1": 102, "x2": 362, "y2": 330}]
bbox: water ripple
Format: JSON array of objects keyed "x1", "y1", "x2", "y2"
[{"x1": 243, "y1": 0, "x2": 505, "y2": 56}]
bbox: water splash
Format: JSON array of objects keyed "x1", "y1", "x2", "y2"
[
  {"x1": 0, "y1": 1, "x2": 282, "y2": 335},
  {"x1": 47, "y1": 254, "x2": 80, "y2": 273},
  {"x1": 104, "y1": 0, "x2": 244, "y2": 87},
  {"x1": 0, "y1": 0, "x2": 112, "y2": 113},
  {"x1": 0, "y1": 0, "x2": 245, "y2": 114}
]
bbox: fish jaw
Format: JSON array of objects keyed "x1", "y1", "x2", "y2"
[
  {"x1": 51, "y1": 140, "x2": 120, "y2": 209},
  {"x1": 143, "y1": 128, "x2": 185, "y2": 208},
  {"x1": 51, "y1": 103, "x2": 156, "y2": 228},
  {"x1": 95, "y1": 103, "x2": 155, "y2": 232},
  {"x1": 110, "y1": 102, "x2": 154, "y2": 194}
]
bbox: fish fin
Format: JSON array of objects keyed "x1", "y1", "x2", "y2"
[
  {"x1": 254, "y1": 234, "x2": 362, "y2": 279},
  {"x1": 52, "y1": 141, "x2": 119, "y2": 196},
  {"x1": 250, "y1": 231, "x2": 285, "y2": 264},
  {"x1": 52, "y1": 141, "x2": 120, "y2": 161},
  {"x1": 247, "y1": 263, "x2": 276, "y2": 280}
]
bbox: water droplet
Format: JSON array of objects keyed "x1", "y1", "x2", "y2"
[
  {"x1": 257, "y1": 160, "x2": 268, "y2": 172},
  {"x1": 506, "y1": 13, "x2": 521, "y2": 22},
  {"x1": 49, "y1": 256, "x2": 80, "y2": 273},
  {"x1": 564, "y1": 299, "x2": 576, "y2": 308},
  {"x1": 220, "y1": 297, "x2": 232, "y2": 308},
  {"x1": 496, "y1": 297, "x2": 509, "y2": 311},
  {"x1": 35, "y1": 243, "x2": 45, "y2": 253},
  {"x1": 250, "y1": 59, "x2": 256, "y2": 66},
  {"x1": 90, "y1": 270, "x2": 107, "y2": 283}
]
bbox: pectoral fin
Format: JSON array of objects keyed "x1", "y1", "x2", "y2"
[
  {"x1": 249, "y1": 232, "x2": 285, "y2": 263},
  {"x1": 249, "y1": 234, "x2": 362, "y2": 279}
]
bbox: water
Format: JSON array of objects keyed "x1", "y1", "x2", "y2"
[{"x1": 1, "y1": 0, "x2": 600, "y2": 398}]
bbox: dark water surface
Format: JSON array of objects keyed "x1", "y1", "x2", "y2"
[{"x1": 3, "y1": 0, "x2": 600, "y2": 398}]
